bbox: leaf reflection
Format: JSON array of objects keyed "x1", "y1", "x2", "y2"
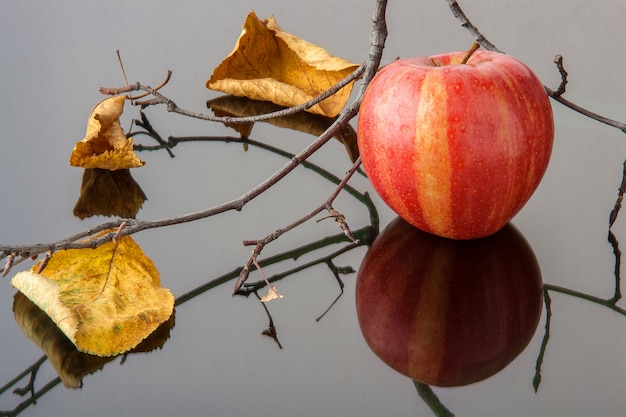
[
  {"x1": 73, "y1": 168, "x2": 147, "y2": 219},
  {"x1": 207, "y1": 95, "x2": 359, "y2": 162}
]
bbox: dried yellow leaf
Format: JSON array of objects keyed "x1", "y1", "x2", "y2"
[
  {"x1": 207, "y1": 11, "x2": 359, "y2": 118},
  {"x1": 11, "y1": 234, "x2": 174, "y2": 357},
  {"x1": 69, "y1": 96, "x2": 145, "y2": 170}
]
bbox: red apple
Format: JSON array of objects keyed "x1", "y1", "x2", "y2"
[
  {"x1": 357, "y1": 47, "x2": 554, "y2": 239},
  {"x1": 355, "y1": 217, "x2": 543, "y2": 387}
]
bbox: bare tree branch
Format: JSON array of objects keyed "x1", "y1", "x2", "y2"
[
  {"x1": 1, "y1": 0, "x2": 389, "y2": 272},
  {"x1": 100, "y1": 64, "x2": 365, "y2": 124},
  {"x1": 445, "y1": 0, "x2": 502, "y2": 53}
]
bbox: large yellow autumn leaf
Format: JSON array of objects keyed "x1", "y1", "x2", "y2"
[
  {"x1": 11, "y1": 234, "x2": 174, "y2": 357},
  {"x1": 69, "y1": 95, "x2": 145, "y2": 170},
  {"x1": 207, "y1": 11, "x2": 359, "y2": 118}
]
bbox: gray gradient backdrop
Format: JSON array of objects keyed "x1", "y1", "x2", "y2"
[{"x1": 1, "y1": 1, "x2": 625, "y2": 416}]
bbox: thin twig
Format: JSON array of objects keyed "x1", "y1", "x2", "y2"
[
  {"x1": 1, "y1": 253, "x2": 14, "y2": 277},
  {"x1": 607, "y1": 230, "x2": 623, "y2": 304},
  {"x1": 609, "y1": 159, "x2": 626, "y2": 228},
  {"x1": 128, "y1": 70, "x2": 172, "y2": 100},
  {"x1": 315, "y1": 260, "x2": 351, "y2": 322},
  {"x1": 116, "y1": 50, "x2": 130, "y2": 88},
  {"x1": 252, "y1": 290, "x2": 284, "y2": 349},
  {"x1": 445, "y1": 0, "x2": 502, "y2": 53},
  {"x1": 100, "y1": 65, "x2": 365, "y2": 124},
  {"x1": 414, "y1": 381, "x2": 456, "y2": 417},
  {"x1": 543, "y1": 284, "x2": 626, "y2": 316},
  {"x1": 115, "y1": 49, "x2": 133, "y2": 107},
  {"x1": 316, "y1": 207, "x2": 359, "y2": 243},
  {"x1": 358, "y1": 0, "x2": 388, "y2": 96},
  {"x1": 112, "y1": 221, "x2": 128, "y2": 242},
  {"x1": 1, "y1": 220, "x2": 126, "y2": 268},
  {"x1": 548, "y1": 92, "x2": 626, "y2": 133},
  {"x1": 545, "y1": 53, "x2": 626, "y2": 132},
  {"x1": 241, "y1": 242, "x2": 363, "y2": 295},
  {"x1": 99, "y1": 70, "x2": 173, "y2": 101},
  {"x1": 552, "y1": 54, "x2": 568, "y2": 98},
  {"x1": 132, "y1": 110, "x2": 176, "y2": 158},
  {"x1": 533, "y1": 288, "x2": 552, "y2": 393},
  {"x1": 234, "y1": 157, "x2": 363, "y2": 294},
  {"x1": 36, "y1": 251, "x2": 52, "y2": 274}
]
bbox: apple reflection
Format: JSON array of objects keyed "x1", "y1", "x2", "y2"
[{"x1": 355, "y1": 217, "x2": 543, "y2": 387}]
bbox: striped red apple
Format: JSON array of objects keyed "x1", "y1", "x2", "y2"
[
  {"x1": 355, "y1": 217, "x2": 543, "y2": 387},
  {"x1": 357, "y1": 45, "x2": 554, "y2": 239}
]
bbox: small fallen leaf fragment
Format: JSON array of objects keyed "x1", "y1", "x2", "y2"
[
  {"x1": 73, "y1": 168, "x2": 147, "y2": 219},
  {"x1": 260, "y1": 285, "x2": 284, "y2": 303},
  {"x1": 207, "y1": 11, "x2": 359, "y2": 118},
  {"x1": 11, "y1": 233, "x2": 174, "y2": 357},
  {"x1": 69, "y1": 96, "x2": 145, "y2": 170}
]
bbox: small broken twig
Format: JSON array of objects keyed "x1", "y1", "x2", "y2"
[
  {"x1": 552, "y1": 54, "x2": 568, "y2": 98},
  {"x1": 316, "y1": 207, "x2": 359, "y2": 243}
]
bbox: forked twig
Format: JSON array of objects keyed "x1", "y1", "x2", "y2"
[
  {"x1": 234, "y1": 157, "x2": 363, "y2": 294},
  {"x1": 100, "y1": 65, "x2": 364, "y2": 123}
]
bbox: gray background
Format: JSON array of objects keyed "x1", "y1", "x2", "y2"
[{"x1": 1, "y1": 1, "x2": 625, "y2": 416}]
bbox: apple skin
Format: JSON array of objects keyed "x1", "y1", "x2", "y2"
[
  {"x1": 357, "y1": 50, "x2": 554, "y2": 239},
  {"x1": 355, "y1": 217, "x2": 543, "y2": 387}
]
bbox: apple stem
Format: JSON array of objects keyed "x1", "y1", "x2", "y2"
[{"x1": 460, "y1": 42, "x2": 480, "y2": 65}]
